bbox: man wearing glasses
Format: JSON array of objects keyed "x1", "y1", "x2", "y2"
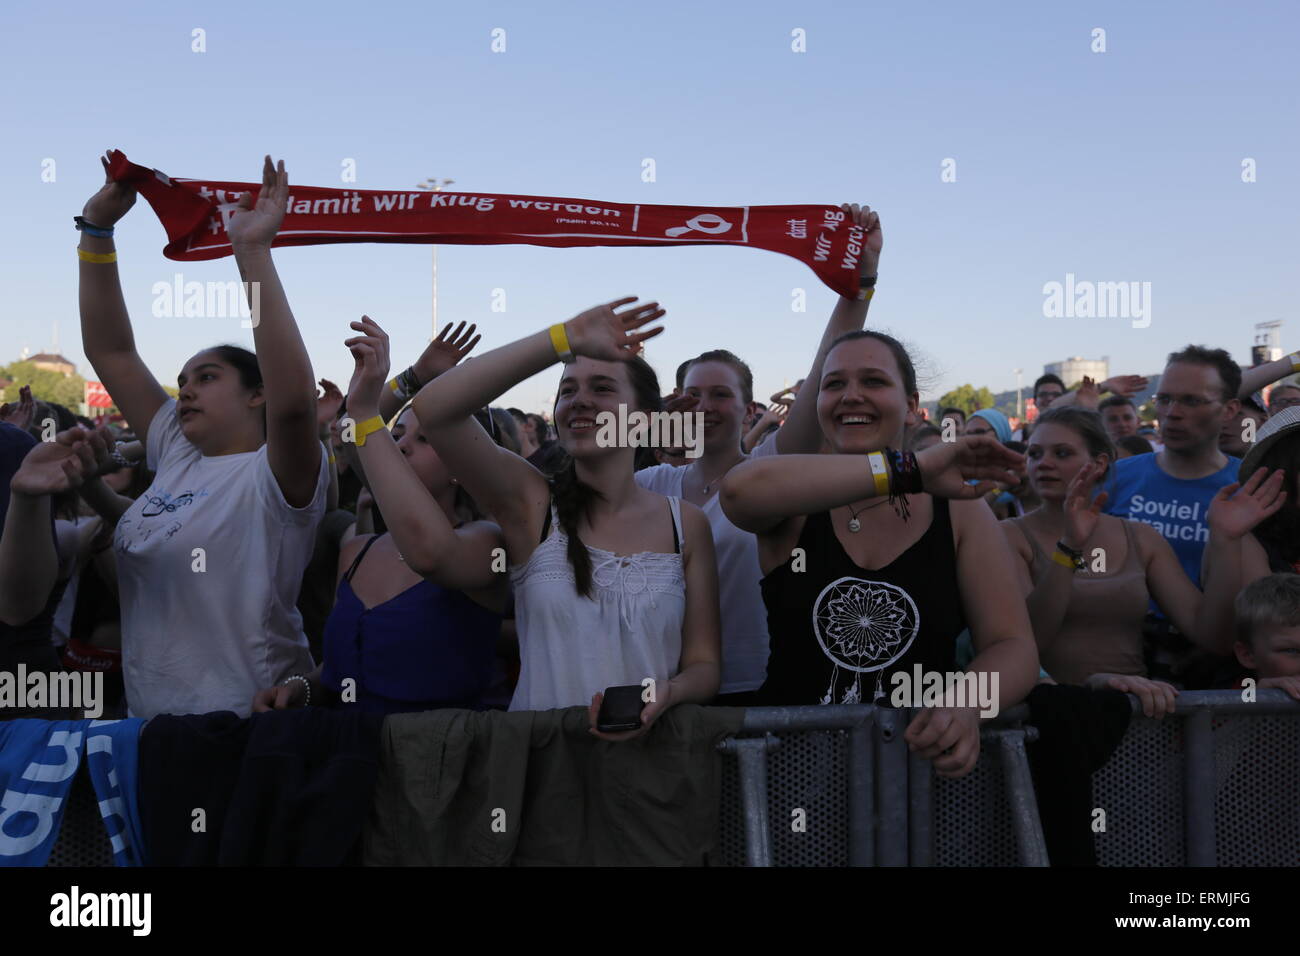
[
  {"x1": 1103, "y1": 346, "x2": 1243, "y2": 686},
  {"x1": 1267, "y1": 383, "x2": 1300, "y2": 415}
]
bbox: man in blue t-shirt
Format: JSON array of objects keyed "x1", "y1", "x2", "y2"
[{"x1": 1104, "y1": 346, "x2": 1241, "y2": 685}]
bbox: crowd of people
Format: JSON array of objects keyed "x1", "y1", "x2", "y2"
[{"x1": 3, "y1": 154, "x2": 1300, "y2": 798}]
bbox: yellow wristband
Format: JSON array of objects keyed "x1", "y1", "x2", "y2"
[
  {"x1": 1050, "y1": 549, "x2": 1078, "y2": 571},
  {"x1": 77, "y1": 249, "x2": 117, "y2": 264},
  {"x1": 549, "y1": 323, "x2": 574, "y2": 362},
  {"x1": 867, "y1": 450, "x2": 890, "y2": 497},
  {"x1": 352, "y1": 415, "x2": 387, "y2": 447},
  {"x1": 387, "y1": 377, "x2": 404, "y2": 395},
  {"x1": 327, "y1": 454, "x2": 337, "y2": 465},
  {"x1": 857, "y1": 287, "x2": 875, "y2": 303},
  {"x1": 1290, "y1": 351, "x2": 1300, "y2": 373}
]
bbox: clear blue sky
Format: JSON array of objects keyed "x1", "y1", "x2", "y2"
[{"x1": 4, "y1": 0, "x2": 1297, "y2": 415}]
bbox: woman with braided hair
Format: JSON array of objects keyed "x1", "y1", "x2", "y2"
[{"x1": 410, "y1": 298, "x2": 721, "y2": 740}]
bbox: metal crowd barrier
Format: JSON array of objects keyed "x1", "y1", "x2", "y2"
[
  {"x1": 38, "y1": 691, "x2": 1300, "y2": 867},
  {"x1": 715, "y1": 703, "x2": 1046, "y2": 866},
  {"x1": 716, "y1": 690, "x2": 1300, "y2": 867}
]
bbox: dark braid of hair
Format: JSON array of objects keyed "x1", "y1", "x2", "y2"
[
  {"x1": 549, "y1": 355, "x2": 662, "y2": 599},
  {"x1": 551, "y1": 452, "x2": 598, "y2": 598}
]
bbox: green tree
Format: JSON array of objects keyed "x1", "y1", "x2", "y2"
[
  {"x1": 937, "y1": 384, "x2": 997, "y2": 416},
  {"x1": 2, "y1": 361, "x2": 86, "y2": 410}
]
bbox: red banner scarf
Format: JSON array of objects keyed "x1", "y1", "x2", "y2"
[{"x1": 107, "y1": 151, "x2": 870, "y2": 298}]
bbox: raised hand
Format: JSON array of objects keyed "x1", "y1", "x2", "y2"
[
  {"x1": 1207, "y1": 468, "x2": 1287, "y2": 540},
  {"x1": 1075, "y1": 376, "x2": 1101, "y2": 410},
  {"x1": 343, "y1": 316, "x2": 392, "y2": 419},
  {"x1": 82, "y1": 426, "x2": 123, "y2": 478},
  {"x1": 226, "y1": 156, "x2": 289, "y2": 249},
  {"x1": 1062, "y1": 459, "x2": 1109, "y2": 549},
  {"x1": 315, "y1": 379, "x2": 345, "y2": 431},
  {"x1": 1099, "y1": 375, "x2": 1149, "y2": 399},
  {"x1": 770, "y1": 380, "x2": 804, "y2": 407},
  {"x1": 82, "y1": 152, "x2": 137, "y2": 228},
  {"x1": 840, "y1": 203, "x2": 882, "y2": 279},
  {"x1": 662, "y1": 392, "x2": 699, "y2": 416},
  {"x1": 914, "y1": 434, "x2": 1025, "y2": 500},
  {"x1": 10, "y1": 428, "x2": 95, "y2": 497},
  {"x1": 413, "y1": 321, "x2": 481, "y2": 384},
  {"x1": 0, "y1": 385, "x2": 34, "y2": 430},
  {"x1": 563, "y1": 297, "x2": 665, "y2": 362}
]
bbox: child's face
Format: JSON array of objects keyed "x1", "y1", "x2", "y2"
[{"x1": 1235, "y1": 625, "x2": 1300, "y2": 679}]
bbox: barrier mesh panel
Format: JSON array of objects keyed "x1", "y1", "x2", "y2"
[
  {"x1": 717, "y1": 730, "x2": 849, "y2": 866},
  {"x1": 933, "y1": 738, "x2": 1020, "y2": 866},
  {"x1": 1213, "y1": 713, "x2": 1300, "y2": 866},
  {"x1": 1093, "y1": 716, "x2": 1185, "y2": 866},
  {"x1": 45, "y1": 766, "x2": 113, "y2": 868}
]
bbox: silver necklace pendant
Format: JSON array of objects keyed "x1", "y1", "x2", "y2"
[{"x1": 847, "y1": 517, "x2": 861, "y2": 533}]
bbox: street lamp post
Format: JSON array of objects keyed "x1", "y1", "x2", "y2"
[{"x1": 416, "y1": 177, "x2": 455, "y2": 338}]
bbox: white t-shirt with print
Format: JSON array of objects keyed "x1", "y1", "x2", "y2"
[
  {"x1": 634, "y1": 435, "x2": 779, "y2": 694},
  {"x1": 114, "y1": 399, "x2": 328, "y2": 719}
]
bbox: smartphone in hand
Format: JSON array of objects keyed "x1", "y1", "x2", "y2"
[{"x1": 596, "y1": 684, "x2": 647, "y2": 733}]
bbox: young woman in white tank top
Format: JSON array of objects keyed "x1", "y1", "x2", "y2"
[{"x1": 411, "y1": 298, "x2": 721, "y2": 740}]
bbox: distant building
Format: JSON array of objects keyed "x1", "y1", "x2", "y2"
[
  {"x1": 27, "y1": 353, "x2": 76, "y2": 376},
  {"x1": 1252, "y1": 321, "x2": 1283, "y2": 367},
  {"x1": 1044, "y1": 356, "x2": 1108, "y2": 388}
]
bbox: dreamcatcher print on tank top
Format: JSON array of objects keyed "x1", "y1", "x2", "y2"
[{"x1": 811, "y1": 576, "x2": 920, "y2": 704}]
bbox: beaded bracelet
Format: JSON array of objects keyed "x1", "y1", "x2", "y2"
[{"x1": 281, "y1": 675, "x2": 311, "y2": 707}]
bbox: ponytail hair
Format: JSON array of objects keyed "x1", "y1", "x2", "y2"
[{"x1": 550, "y1": 355, "x2": 662, "y2": 598}]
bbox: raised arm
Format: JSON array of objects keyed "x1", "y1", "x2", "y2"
[
  {"x1": 778, "y1": 204, "x2": 881, "y2": 455},
  {"x1": 0, "y1": 430, "x2": 93, "y2": 625},
  {"x1": 1021, "y1": 461, "x2": 1108, "y2": 652},
  {"x1": 226, "y1": 157, "x2": 322, "y2": 508},
  {"x1": 720, "y1": 435, "x2": 1025, "y2": 534},
  {"x1": 1165, "y1": 469, "x2": 1290, "y2": 654},
  {"x1": 377, "y1": 321, "x2": 481, "y2": 423},
  {"x1": 411, "y1": 297, "x2": 664, "y2": 552},
  {"x1": 78, "y1": 155, "x2": 169, "y2": 439},
  {"x1": 342, "y1": 315, "x2": 506, "y2": 590},
  {"x1": 1239, "y1": 353, "x2": 1299, "y2": 400}
]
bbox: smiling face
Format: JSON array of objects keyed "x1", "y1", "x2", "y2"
[
  {"x1": 392, "y1": 407, "x2": 453, "y2": 493},
  {"x1": 1026, "y1": 422, "x2": 1108, "y2": 500},
  {"x1": 683, "y1": 360, "x2": 751, "y2": 456},
  {"x1": 816, "y1": 337, "x2": 918, "y2": 454},
  {"x1": 553, "y1": 356, "x2": 640, "y2": 460},
  {"x1": 175, "y1": 350, "x2": 264, "y2": 449}
]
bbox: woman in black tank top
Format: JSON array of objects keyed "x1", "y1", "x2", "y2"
[{"x1": 720, "y1": 330, "x2": 1040, "y2": 778}]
